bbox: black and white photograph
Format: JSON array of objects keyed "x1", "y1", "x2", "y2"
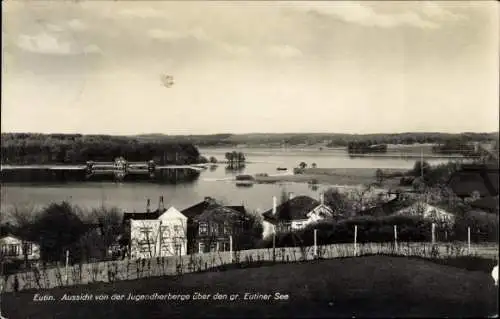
[{"x1": 0, "y1": 1, "x2": 499, "y2": 318}]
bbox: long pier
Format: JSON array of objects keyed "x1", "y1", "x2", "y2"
[
  {"x1": 0, "y1": 164, "x2": 206, "y2": 171},
  {"x1": 0, "y1": 160, "x2": 207, "y2": 183}
]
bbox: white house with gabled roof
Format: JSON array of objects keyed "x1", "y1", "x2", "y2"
[{"x1": 129, "y1": 197, "x2": 188, "y2": 259}]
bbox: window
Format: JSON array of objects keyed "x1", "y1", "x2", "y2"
[
  {"x1": 210, "y1": 242, "x2": 217, "y2": 252},
  {"x1": 223, "y1": 222, "x2": 230, "y2": 235},
  {"x1": 139, "y1": 244, "x2": 150, "y2": 253},
  {"x1": 139, "y1": 227, "x2": 153, "y2": 238},
  {"x1": 199, "y1": 223, "x2": 208, "y2": 235},
  {"x1": 211, "y1": 223, "x2": 219, "y2": 236},
  {"x1": 4, "y1": 244, "x2": 20, "y2": 256},
  {"x1": 173, "y1": 225, "x2": 181, "y2": 235},
  {"x1": 160, "y1": 225, "x2": 170, "y2": 236},
  {"x1": 174, "y1": 243, "x2": 182, "y2": 256},
  {"x1": 198, "y1": 242, "x2": 205, "y2": 253}
]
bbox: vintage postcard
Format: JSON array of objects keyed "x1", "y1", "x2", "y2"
[{"x1": 1, "y1": 1, "x2": 498, "y2": 318}]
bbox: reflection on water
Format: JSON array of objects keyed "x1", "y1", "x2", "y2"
[{"x1": 1, "y1": 148, "x2": 453, "y2": 215}]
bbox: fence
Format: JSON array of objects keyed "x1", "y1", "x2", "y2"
[{"x1": 0, "y1": 240, "x2": 498, "y2": 293}]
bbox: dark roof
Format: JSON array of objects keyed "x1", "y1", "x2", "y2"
[
  {"x1": 356, "y1": 198, "x2": 413, "y2": 218},
  {"x1": 181, "y1": 198, "x2": 214, "y2": 219},
  {"x1": 470, "y1": 196, "x2": 499, "y2": 213},
  {"x1": 226, "y1": 206, "x2": 247, "y2": 215},
  {"x1": 194, "y1": 206, "x2": 247, "y2": 223},
  {"x1": 122, "y1": 211, "x2": 162, "y2": 222},
  {"x1": 181, "y1": 198, "x2": 248, "y2": 220},
  {"x1": 262, "y1": 196, "x2": 320, "y2": 222},
  {"x1": 448, "y1": 163, "x2": 498, "y2": 198}
]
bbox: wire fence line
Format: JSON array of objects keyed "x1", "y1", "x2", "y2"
[{"x1": 0, "y1": 241, "x2": 497, "y2": 293}]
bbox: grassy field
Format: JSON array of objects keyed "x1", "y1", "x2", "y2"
[
  {"x1": 255, "y1": 167, "x2": 404, "y2": 188},
  {"x1": 2, "y1": 256, "x2": 497, "y2": 318}
]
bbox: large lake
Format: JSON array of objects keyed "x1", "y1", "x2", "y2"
[{"x1": 0, "y1": 148, "x2": 452, "y2": 215}]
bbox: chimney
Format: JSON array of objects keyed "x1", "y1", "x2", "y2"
[
  {"x1": 146, "y1": 198, "x2": 151, "y2": 213},
  {"x1": 288, "y1": 192, "x2": 294, "y2": 200},
  {"x1": 272, "y1": 196, "x2": 277, "y2": 215},
  {"x1": 320, "y1": 193, "x2": 324, "y2": 205},
  {"x1": 158, "y1": 196, "x2": 164, "y2": 212}
]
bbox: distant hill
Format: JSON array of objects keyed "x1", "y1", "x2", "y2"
[{"x1": 136, "y1": 132, "x2": 499, "y2": 148}]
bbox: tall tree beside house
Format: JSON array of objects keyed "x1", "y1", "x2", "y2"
[
  {"x1": 27, "y1": 202, "x2": 88, "y2": 264},
  {"x1": 323, "y1": 187, "x2": 350, "y2": 215},
  {"x1": 232, "y1": 211, "x2": 263, "y2": 251}
]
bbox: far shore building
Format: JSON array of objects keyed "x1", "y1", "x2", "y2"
[
  {"x1": 124, "y1": 196, "x2": 188, "y2": 259},
  {"x1": 261, "y1": 193, "x2": 334, "y2": 237}
]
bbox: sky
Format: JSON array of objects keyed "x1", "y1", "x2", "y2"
[{"x1": 1, "y1": 1, "x2": 499, "y2": 135}]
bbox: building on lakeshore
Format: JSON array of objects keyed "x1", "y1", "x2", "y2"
[
  {"x1": 0, "y1": 235, "x2": 40, "y2": 265},
  {"x1": 261, "y1": 193, "x2": 333, "y2": 237},
  {"x1": 181, "y1": 197, "x2": 250, "y2": 254},
  {"x1": 125, "y1": 196, "x2": 188, "y2": 259}
]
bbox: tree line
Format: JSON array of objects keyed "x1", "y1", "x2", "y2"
[
  {"x1": 1, "y1": 133, "x2": 202, "y2": 165},
  {"x1": 75, "y1": 132, "x2": 498, "y2": 148}
]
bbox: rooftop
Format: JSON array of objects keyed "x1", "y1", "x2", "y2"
[{"x1": 262, "y1": 196, "x2": 321, "y2": 222}]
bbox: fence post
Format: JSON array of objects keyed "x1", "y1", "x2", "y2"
[
  {"x1": 65, "y1": 250, "x2": 69, "y2": 285},
  {"x1": 431, "y1": 223, "x2": 436, "y2": 244},
  {"x1": 394, "y1": 225, "x2": 398, "y2": 252},
  {"x1": 314, "y1": 229, "x2": 318, "y2": 259},
  {"x1": 229, "y1": 235, "x2": 233, "y2": 263},
  {"x1": 0, "y1": 282, "x2": 4, "y2": 318},
  {"x1": 354, "y1": 225, "x2": 358, "y2": 256},
  {"x1": 272, "y1": 233, "x2": 276, "y2": 263},
  {"x1": 467, "y1": 227, "x2": 471, "y2": 253}
]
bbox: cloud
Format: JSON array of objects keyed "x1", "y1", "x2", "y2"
[
  {"x1": 16, "y1": 32, "x2": 101, "y2": 56},
  {"x1": 297, "y1": 2, "x2": 440, "y2": 29},
  {"x1": 268, "y1": 45, "x2": 303, "y2": 58},
  {"x1": 419, "y1": 2, "x2": 467, "y2": 22},
  {"x1": 68, "y1": 19, "x2": 87, "y2": 31},
  {"x1": 119, "y1": 8, "x2": 165, "y2": 19},
  {"x1": 46, "y1": 24, "x2": 64, "y2": 32},
  {"x1": 83, "y1": 44, "x2": 101, "y2": 54},
  {"x1": 147, "y1": 29, "x2": 186, "y2": 40},
  {"x1": 218, "y1": 42, "x2": 252, "y2": 57},
  {"x1": 17, "y1": 32, "x2": 73, "y2": 55}
]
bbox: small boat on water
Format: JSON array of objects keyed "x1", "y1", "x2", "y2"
[
  {"x1": 276, "y1": 167, "x2": 288, "y2": 171},
  {"x1": 235, "y1": 181, "x2": 254, "y2": 187}
]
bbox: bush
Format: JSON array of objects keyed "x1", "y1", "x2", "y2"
[
  {"x1": 453, "y1": 210, "x2": 498, "y2": 243},
  {"x1": 259, "y1": 215, "x2": 434, "y2": 248}
]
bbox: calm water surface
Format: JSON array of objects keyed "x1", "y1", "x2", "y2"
[{"x1": 1, "y1": 148, "x2": 450, "y2": 215}]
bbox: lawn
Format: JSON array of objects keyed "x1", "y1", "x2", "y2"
[{"x1": 1, "y1": 256, "x2": 497, "y2": 318}]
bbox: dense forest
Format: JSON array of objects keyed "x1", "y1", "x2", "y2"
[
  {"x1": 139, "y1": 132, "x2": 497, "y2": 147},
  {"x1": 1, "y1": 133, "x2": 202, "y2": 165},
  {"x1": 347, "y1": 142, "x2": 388, "y2": 154}
]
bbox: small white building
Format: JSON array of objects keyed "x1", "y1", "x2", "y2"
[
  {"x1": 262, "y1": 193, "x2": 334, "y2": 237},
  {"x1": 394, "y1": 202, "x2": 456, "y2": 225},
  {"x1": 0, "y1": 235, "x2": 40, "y2": 263},
  {"x1": 129, "y1": 206, "x2": 188, "y2": 259}
]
